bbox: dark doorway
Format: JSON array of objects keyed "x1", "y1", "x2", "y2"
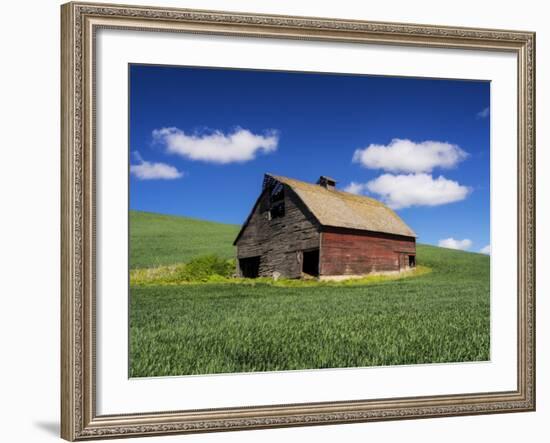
[
  {"x1": 302, "y1": 249, "x2": 320, "y2": 276},
  {"x1": 408, "y1": 255, "x2": 416, "y2": 267},
  {"x1": 239, "y1": 256, "x2": 261, "y2": 278}
]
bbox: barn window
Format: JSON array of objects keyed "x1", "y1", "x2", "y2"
[
  {"x1": 259, "y1": 194, "x2": 269, "y2": 213},
  {"x1": 269, "y1": 182, "x2": 285, "y2": 219},
  {"x1": 408, "y1": 255, "x2": 416, "y2": 267},
  {"x1": 239, "y1": 256, "x2": 261, "y2": 278}
]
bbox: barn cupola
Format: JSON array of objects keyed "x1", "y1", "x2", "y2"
[{"x1": 317, "y1": 176, "x2": 337, "y2": 190}]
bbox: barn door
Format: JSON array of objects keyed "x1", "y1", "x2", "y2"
[
  {"x1": 239, "y1": 256, "x2": 261, "y2": 278},
  {"x1": 302, "y1": 249, "x2": 320, "y2": 276}
]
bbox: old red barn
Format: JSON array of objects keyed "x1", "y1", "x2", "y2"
[{"x1": 234, "y1": 174, "x2": 416, "y2": 279}]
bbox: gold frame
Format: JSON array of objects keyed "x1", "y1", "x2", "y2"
[{"x1": 61, "y1": 2, "x2": 536, "y2": 440}]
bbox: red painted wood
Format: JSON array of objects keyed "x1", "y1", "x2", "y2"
[{"x1": 320, "y1": 228, "x2": 415, "y2": 275}]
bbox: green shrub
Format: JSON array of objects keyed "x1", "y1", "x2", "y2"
[
  {"x1": 176, "y1": 255, "x2": 235, "y2": 282},
  {"x1": 130, "y1": 255, "x2": 235, "y2": 285}
]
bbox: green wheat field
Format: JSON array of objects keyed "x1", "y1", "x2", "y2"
[{"x1": 129, "y1": 210, "x2": 490, "y2": 377}]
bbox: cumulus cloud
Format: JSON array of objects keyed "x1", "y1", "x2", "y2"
[
  {"x1": 438, "y1": 238, "x2": 473, "y2": 251},
  {"x1": 477, "y1": 107, "x2": 490, "y2": 119},
  {"x1": 343, "y1": 182, "x2": 368, "y2": 195},
  {"x1": 352, "y1": 138, "x2": 468, "y2": 173},
  {"x1": 153, "y1": 127, "x2": 279, "y2": 164},
  {"x1": 130, "y1": 152, "x2": 183, "y2": 180},
  {"x1": 480, "y1": 244, "x2": 491, "y2": 255},
  {"x1": 364, "y1": 173, "x2": 470, "y2": 209}
]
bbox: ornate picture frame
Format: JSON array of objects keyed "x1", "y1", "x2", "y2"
[{"x1": 61, "y1": 2, "x2": 535, "y2": 440}]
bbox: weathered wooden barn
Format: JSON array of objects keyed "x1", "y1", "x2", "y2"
[{"x1": 233, "y1": 174, "x2": 416, "y2": 279}]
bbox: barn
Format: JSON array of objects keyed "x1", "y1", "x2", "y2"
[{"x1": 233, "y1": 174, "x2": 416, "y2": 279}]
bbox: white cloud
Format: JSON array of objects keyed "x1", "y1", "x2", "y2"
[
  {"x1": 352, "y1": 138, "x2": 468, "y2": 173},
  {"x1": 130, "y1": 152, "x2": 183, "y2": 180},
  {"x1": 343, "y1": 182, "x2": 368, "y2": 195},
  {"x1": 438, "y1": 238, "x2": 473, "y2": 251},
  {"x1": 153, "y1": 127, "x2": 279, "y2": 164},
  {"x1": 364, "y1": 173, "x2": 470, "y2": 209},
  {"x1": 477, "y1": 107, "x2": 490, "y2": 119},
  {"x1": 480, "y1": 244, "x2": 491, "y2": 255}
]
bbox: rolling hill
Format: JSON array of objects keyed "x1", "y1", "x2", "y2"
[{"x1": 130, "y1": 210, "x2": 241, "y2": 269}]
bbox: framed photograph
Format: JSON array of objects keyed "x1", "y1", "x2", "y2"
[{"x1": 61, "y1": 1, "x2": 535, "y2": 440}]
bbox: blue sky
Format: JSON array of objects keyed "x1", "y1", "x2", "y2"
[{"x1": 129, "y1": 64, "x2": 490, "y2": 253}]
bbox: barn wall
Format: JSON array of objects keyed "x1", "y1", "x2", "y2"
[
  {"x1": 235, "y1": 186, "x2": 320, "y2": 278},
  {"x1": 320, "y1": 228, "x2": 416, "y2": 276}
]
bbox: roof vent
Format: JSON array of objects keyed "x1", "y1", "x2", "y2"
[{"x1": 317, "y1": 176, "x2": 337, "y2": 190}]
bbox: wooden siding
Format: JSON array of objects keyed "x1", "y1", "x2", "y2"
[
  {"x1": 320, "y1": 227, "x2": 416, "y2": 276},
  {"x1": 235, "y1": 186, "x2": 320, "y2": 278}
]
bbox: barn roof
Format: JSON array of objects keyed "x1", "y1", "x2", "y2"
[{"x1": 266, "y1": 173, "x2": 416, "y2": 238}]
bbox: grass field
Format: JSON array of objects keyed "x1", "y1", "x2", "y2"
[
  {"x1": 129, "y1": 211, "x2": 490, "y2": 377},
  {"x1": 130, "y1": 210, "x2": 240, "y2": 268}
]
